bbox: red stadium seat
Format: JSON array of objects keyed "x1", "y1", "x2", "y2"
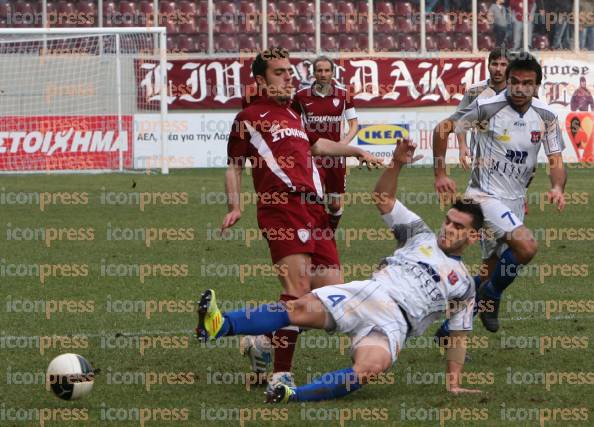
[
  {"x1": 56, "y1": 1, "x2": 76, "y2": 27},
  {"x1": 426, "y1": 35, "x2": 438, "y2": 51},
  {"x1": 455, "y1": 33, "x2": 472, "y2": 51},
  {"x1": 321, "y1": 18, "x2": 337, "y2": 33},
  {"x1": 478, "y1": 17, "x2": 491, "y2": 33},
  {"x1": 195, "y1": 33, "x2": 208, "y2": 52},
  {"x1": 215, "y1": 20, "x2": 236, "y2": 33},
  {"x1": 478, "y1": 34, "x2": 494, "y2": 50},
  {"x1": 239, "y1": 1, "x2": 257, "y2": 15},
  {"x1": 267, "y1": 19, "x2": 280, "y2": 33},
  {"x1": 358, "y1": 1, "x2": 368, "y2": 13},
  {"x1": 374, "y1": 1, "x2": 393, "y2": 15},
  {"x1": 455, "y1": 14, "x2": 472, "y2": 33},
  {"x1": 337, "y1": 1, "x2": 355, "y2": 15},
  {"x1": 398, "y1": 34, "x2": 418, "y2": 51},
  {"x1": 338, "y1": 33, "x2": 356, "y2": 51},
  {"x1": 425, "y1": 16, "x2": 437, "y2": 33},
  {"x1": 295, "y1": 15, "x2": 314, "y2": 33},
  {"x1": 279, "y1": 19, "x2": 297, "y2": 33},
  {"x1": 166, "y1": 35, "x2": 175, "y2": 51},
  {"x1": 238, "y1": 34, "x2": 260, "y2": 52},
  {"x1": 196, "y1": 16, "x2": 208, "y2": 32},
  {"x1": 296, "y1": 0, "x2": 313, "y2": 16},
  {"x1": 436, "y1": 13, "x2": 454, "y2": 33},
  {"x1": 277, "y1": 1, "x2": 295, "y2": 15},
  {"x1": 215, "y1": 1, "x2": 236, "y2": 16},
  {"x1": 396, "y1": 16, "x2": 416, "y2": 33},
  {"x1": 197, "y1": 0, "x2": 208, "y2": 16},
  {"x1": 102, "y1": 0, "x2": 116, "y2": 26},
  {"x1": 321, "y1": 35, "x2": 337, "y2": 51},
  {"x1": 176, "y1": 34, "x2": 193, "y2": 52},
  {"x1": 215, "y1": 35, "x2": 238, "y2": 52},
  {"x1": 357, "y1": 33, "x2": 369, "y2": 51},
  {"x1": 397, "y1": 2, "x2": 413, "y2": 16},
  {"x1": 375, "y1": 16, "x2": 395, "y2": 32},
  {"x1": 179, "y1": 0, "x2": 196, "y2": 18},
  {"x1": 119, "y1": 1, "x2": 135, "y2": 15},
  {"x1": 297, "y1": 34, "x2": 314, "y2": 50},
  {"x1": 76, "y1": 1, "x2": 97, "y2": 27},
  {"x1": 374, "y1": 33, "x2": 397, "y2": 52},
  {"x1": 179, "y1": 19, "x2": 196, "y2": 33},
  {"x1": 320, "y1": 3, "x2": 334, "y2": 15},
  {"x1": 269, "y1": 34, "x2": 297, "y2": 51},
  {"x1": 437, "y1": 34, "x2": 454, "y2": 51}
]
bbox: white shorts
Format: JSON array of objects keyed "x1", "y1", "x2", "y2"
[
  {"x1": 311, "y1": 279, "x2": 408, "y2": 363},
  {"x1": 466, "y1": 189, "x2": 525, "y2": 259}
]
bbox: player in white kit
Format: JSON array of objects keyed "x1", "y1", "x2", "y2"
[
  {"x1": 456, "y1": 49, "x2": 510, "y2": 169},
  {"x1": 196, "y1": 140, "x2": 485, "y2": 402},
  {"x1": 433, "y1": 53, "x2": 567, "y2": 333}
]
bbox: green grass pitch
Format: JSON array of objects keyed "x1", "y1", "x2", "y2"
[{"x1": 1, "y1": 166, "x2": 593, "y2": 426}]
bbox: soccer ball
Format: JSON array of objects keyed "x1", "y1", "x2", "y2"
[{"x1": 46, "y1": 353, "x2": 94, "y2": 400}]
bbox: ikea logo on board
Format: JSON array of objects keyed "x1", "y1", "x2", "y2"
[{"x1": 357, "y1": 124, "x2": 409, "y2": 145}]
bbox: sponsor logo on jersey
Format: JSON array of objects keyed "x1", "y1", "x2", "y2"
[
  {"x1": 496, "y1": 129, "x2": 511, "y2": 143},
  {"x1": 297, "y1": 229, "x2": 310, "y2": 243},
  {"x1": 448, "y1": 270, "x2": 459, "y2": 285},
  {"x1": 530, "y1": 131, "x2": 542, "y2": 144},
  {"x1": 271, "y1": 127, "x2": 309, "y2": 142},
  {"x1": 357, "y1": 124, "x2": 409, "y2": 145}
]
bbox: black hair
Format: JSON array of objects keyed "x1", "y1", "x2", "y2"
[
  {"x1": 505, "y1": 52, "x2": 542, "y2": 84},
  {"x1": 451, "y1": 198, "x2": 484, "y2": 230},
  {"x1": 488, "y1": 47, "x2": 511, "y2": 65},
  {"x1": 251, "y1": 48, "x2": 290, "y2": 78}
]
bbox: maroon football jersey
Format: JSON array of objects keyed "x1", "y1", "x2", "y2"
[
  {"x1": 292, "y1": 83, "x2": 357, "y2": 142},
  {"x1": 227, "y1": 96, "x2": 324, "y2": 197}
]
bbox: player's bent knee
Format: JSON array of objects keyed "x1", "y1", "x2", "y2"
[
  {"x1": 515, "y1": 238, "x2": 538, "y2": 264},
  {"x1": 352, "y1": 362, "x2": 388, "y2": 383}
]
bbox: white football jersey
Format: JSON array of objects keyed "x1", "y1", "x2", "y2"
[
  {"x1": 451, "y1": 90, "x2": 563, "y2": 200},
  {"x1": 456, "y1": 79, "x2": 503, "y2": 156},
  {"x1": 373, "y1": 201, "x2": 475, "y2": 337}
]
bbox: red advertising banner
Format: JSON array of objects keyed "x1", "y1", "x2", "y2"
[
  {"x1": 135, "y1": 57, "x2": 485, "y2": 110},
  {"x1": 0, "y1": 116, "x2": 133, "y2": 171}
]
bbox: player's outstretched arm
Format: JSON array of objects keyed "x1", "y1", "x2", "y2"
[
  {"x1": 311, "y1": 138, "x2": 383, "y2": 168},
  {"x1": 339, "y1": 118, "x2": 359, "y2": 145},
  {"x1": 221, "y1": 162, "x2": 243, "y2": 230},
  {"x1": 373, "y1": 139, "x2": 422, "y2": 214},
  {"x1": 546, "y1": 153, "x2": 567, "y2": 211},
  {"x1": 433, "y1": 118, "x2": 457, "y2": 195},
  {"x1": 445, "y1": 331, "x2": 481, "y2": 394}
]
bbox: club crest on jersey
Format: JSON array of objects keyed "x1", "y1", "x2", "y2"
[
  {"x1": 447, "y1": 270, "x2": 459, "y2": 285},
  {"x1": 297, "y1": 229, "x2": 310, "y2": 243},
  {"x1": 530, "y1": 131, "x2": 542, "y2": 144},
  {"x1": 332, "y1": 98, "x2": 340, "y2": 107}
]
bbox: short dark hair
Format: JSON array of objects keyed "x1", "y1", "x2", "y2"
[
  {"x1": 488, "y1": 47, "x2": 511, "y2": 65},
  {"x1": 505, "y1": 52, "x2": 542, "y2": 84},
  {"x1": 451, "y1": 198, "x2": 484, "y2": 230},
  {"x1": 251, "y1": 47, "x2": 290, "y2": 78},
  {"x1": 313, "y1": 55, "x2": 334, "y2": 72}
]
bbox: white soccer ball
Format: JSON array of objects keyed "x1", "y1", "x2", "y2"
[{"x1": 46, "y1": 353, "x2": 94, "y2": 400}]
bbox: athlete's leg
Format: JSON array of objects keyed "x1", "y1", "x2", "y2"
[
  {"x1": 480, "y1": 225, "x2": 537, "y2": 332},
  {"x1": 280, "y1": 332, "x2": 392, "y2": 402},
  {"x1": 327, "y1": 193, "x2": 344, "y2": 231},
  {"x1": 272, "y1": 253, "x2": 314, "y2": 375}
]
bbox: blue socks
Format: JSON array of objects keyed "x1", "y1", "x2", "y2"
[
  {"x1": 218, "y1": 303, "x2": 290, "y2": 337},
  {"x1": 482, "y1": 248, "x2": 521, "y2": 300},
  {"x1": 292, "y1": 368, "x2": 362, "y2": 402}
]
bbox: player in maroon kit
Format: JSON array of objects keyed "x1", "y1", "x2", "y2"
[
  {"x1": 222, "y1": 48, "x2": 382, "y2": 391},
  {"x1": 293, "y1": 56, "x2": 359, "y2": 231}
]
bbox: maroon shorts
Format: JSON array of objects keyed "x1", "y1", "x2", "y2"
[
  {"x1": 256, "y1": 193, "x2": 340, "y2": 267},
  {"x1": 317, "y1": 156, "x2": 347, "y2": 194}
]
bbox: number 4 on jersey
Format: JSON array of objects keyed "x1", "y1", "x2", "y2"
[{"x1": 327, "y1": 294, "x2": 346, "y2": 307}]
